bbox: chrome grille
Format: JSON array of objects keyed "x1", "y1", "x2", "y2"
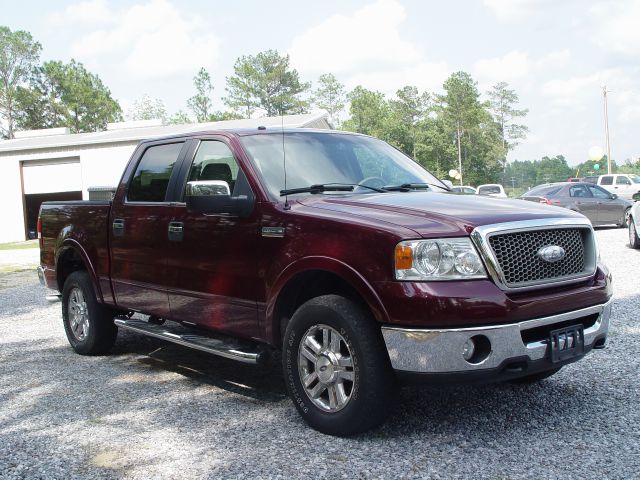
[{"x1": 488, "y1": 228, "x2": 588, "y2": 287}]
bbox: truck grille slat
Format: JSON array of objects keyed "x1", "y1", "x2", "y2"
[{"x1": 488, "y1": 228, "x2": 587, "y2": 287}]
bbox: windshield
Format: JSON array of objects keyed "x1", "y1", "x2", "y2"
[
  {"x1": 629, "y1": 174, "x2": 640, "y2": 184},
  {"x1": 240, "y1": 132, "x2": 447, "y2": 199}
]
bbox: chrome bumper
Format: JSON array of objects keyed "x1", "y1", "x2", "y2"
[{"x1": 382, "y1": 300, "x2": 612, "y2": 374}]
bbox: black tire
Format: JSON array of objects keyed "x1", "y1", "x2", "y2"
[
  {"x1": 62, "y1": 271, "x2": 118, "y2": 355},
  {"x1": 630, "y1": 217, "x2": 640, "y2": 249},
  {"x1": 621, "y1": 207, "x2": 631, "y2": 228},
  {"x1": 510, "y1": 367, "x2": 561, "y2": 384},
  {"x1": 282, "y1": 295, "x2": 396, "y2": 436}
]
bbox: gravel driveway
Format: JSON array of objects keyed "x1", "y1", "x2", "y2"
[{"x1": 1, "y1": 228, "x2": 638, "y2": 479}]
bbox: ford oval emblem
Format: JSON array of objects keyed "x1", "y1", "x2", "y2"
[{"x1": 538, "y1": 245, "x2": 566, "y2": 263}]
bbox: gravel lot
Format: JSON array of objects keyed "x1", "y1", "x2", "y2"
[{"x1": 1, "y1": 227, "x2": 638, "y2": 479}]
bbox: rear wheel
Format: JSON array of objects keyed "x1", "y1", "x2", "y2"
[
  {"x1": 282, "y1": 295, "x2": 395, "y2": 436},
  {"x1": 629, "y1": 217, "x2": 640, "y2": 249},
  {"x1": 62, "y1": 271, "x2": 118, "y2": 355}
]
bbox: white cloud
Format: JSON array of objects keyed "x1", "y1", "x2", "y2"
[
  {"x1": 482, "y1": 0, "x2": 552, "y2": 21},
  {"x1": 589, "y1": 0, "x2": 640, "y2": 55},
  {"x1": 289, "y1": 0, "x2": 420, "y2": 75},
  {"x1": 289, "y1": 0, "x2": 447, "y2": 95},
  {"x1": 47, "y1": 0, "x2": 114, "y2": 26},
  {"x1": 55, "y1": 0, "x2": 220, "y2": 78},
  {"x1": 536, "y1": 49, "x2": 571, "y2": 69},
  {"x1": 474, "y1": 51, "x2": 531, "y2": 83}
]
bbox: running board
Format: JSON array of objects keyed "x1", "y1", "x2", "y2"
[{"x1": 114, "y1": 318, "x2": 267, "y2": 365}]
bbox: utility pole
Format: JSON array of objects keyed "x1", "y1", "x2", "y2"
[
  {"x1": 456, "y1": 122, "x2": 463, "y2": 185},
  {"x1": 602, "y1": 85, "x2": 612, "y2": 174}
]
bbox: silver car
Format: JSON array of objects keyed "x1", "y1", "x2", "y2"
[{"x1": 521, "y1": 182, "x2": 632, "y2": 227}]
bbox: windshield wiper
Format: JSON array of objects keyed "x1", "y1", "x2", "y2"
[
  {"x1": 382, "y1": 182, "x2": 449, "y2": 192},
  {"x1": 280, "y1": 183, "x2": 385, "y2": 196}
]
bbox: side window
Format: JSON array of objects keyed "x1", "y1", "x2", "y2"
[
  {"x1": 616, "y1": 176, "x2": 631, "y2": 185},
  {"x1": 600, "y1": 176, "x2": 613, "y2": 185},
  {"x1": 569, "y1": 185, "x2": 590, "y2": 198},
  {"x1": 185, "y1": 141, "x2": 239, "y2": 197},
  {"x1": 128, "y1": 143, "x2": 184, "y2": 202},
  {"x1": 588, "y1": 185, "x2": 611, "y2": 198}
]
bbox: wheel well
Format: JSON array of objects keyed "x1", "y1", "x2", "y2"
[
  {"x1": 272, "y1": 270, "x2": 369, "y2": 347},
  {"x1": 56, "y1": 248, "x2": 87, "y2": 291}
]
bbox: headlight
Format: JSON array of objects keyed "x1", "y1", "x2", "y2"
[{"x1": 395, "y1": 238, "x2": 487, "y2": 280}]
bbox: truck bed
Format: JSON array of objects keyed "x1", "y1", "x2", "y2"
[{"x1": 39, "y1": 200, "x2": 112, "y2": 301}]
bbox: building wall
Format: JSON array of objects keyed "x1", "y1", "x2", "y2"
[{"x1": 0, "y1": 141, "x2": 138, "y2": 243}]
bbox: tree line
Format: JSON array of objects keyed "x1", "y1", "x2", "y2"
[{"x1": 21, "y1": 25, "x2": 640, "y2": 186}]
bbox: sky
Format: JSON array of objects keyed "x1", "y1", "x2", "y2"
[{"x1": 3, "y1": 0, "x2": 640, "y2": 167}]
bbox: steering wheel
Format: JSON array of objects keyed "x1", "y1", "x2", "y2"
[{"x1": 355, "y1": 176, "x2": 386, "y2": 192}]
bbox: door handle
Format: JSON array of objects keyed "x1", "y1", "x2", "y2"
[
  {"x1": 168, "y1": 221, "x2": 184, "y2": 241},
  {"x1": 113, "y1": 219, "x2": 125, "y2": 237}
]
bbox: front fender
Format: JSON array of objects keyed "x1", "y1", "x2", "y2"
[{"x1": 265, "y1": 256, "x2": 389, "y2": 342}]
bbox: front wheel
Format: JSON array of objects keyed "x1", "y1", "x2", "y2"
[
  {"x1": 630, "y1": 217, "x2": 640, "y2": 249},
  {"x1": 62, "y1": 271, "x2": 118, "y2": 355},
  {"x1": 282, "y1": 295, "x2": 396, "y2": 436}
]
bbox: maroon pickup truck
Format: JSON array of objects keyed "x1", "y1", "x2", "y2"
[{"x1": 38, "y1": 129, "x2": 612, "y2": 435}]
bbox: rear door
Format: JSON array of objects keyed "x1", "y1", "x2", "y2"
[
  {"x1": 110, "y1": 140, "x2": 187, "y2": 316},
  {"x1": 613, "y1": 175, "x2": 634, "y2": 199}
]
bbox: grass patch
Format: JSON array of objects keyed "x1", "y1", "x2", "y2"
[{"x1": 0, "y1": 240, "x2": 38, "y2": 251}]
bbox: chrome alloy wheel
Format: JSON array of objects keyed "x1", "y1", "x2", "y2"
[
  {"x1": 298, "y1": 324, "x2": 355, "y2": 412},
  {"x1": 68, "y1": 287, "x2": 89, "y2": 341}
]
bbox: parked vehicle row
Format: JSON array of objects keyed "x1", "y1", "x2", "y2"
[
  {"x1": 449, "y1": 184, "x2": 508, "y2": 198},
  {"x1": 520, "y1": 182, "x2": 632, "y2": 228},
  {"x1": 584, "y1": 174, "x2": 640, "y2": 200}
]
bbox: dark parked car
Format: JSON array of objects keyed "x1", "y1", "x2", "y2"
[{"x1": 521, "y1": 182, "x2": 632, "y2": 227}]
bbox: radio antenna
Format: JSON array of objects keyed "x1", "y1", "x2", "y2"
[{"x1": 282, "y1": 106, "x2": 290, "y2": 210}]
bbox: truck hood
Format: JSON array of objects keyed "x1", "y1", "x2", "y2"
[{"x1": 298, "y1": 192, "x2": 584, "y2": 237}]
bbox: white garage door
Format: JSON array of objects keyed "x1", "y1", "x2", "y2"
[{"x1": 22, "y1": 159, "x2": 82, "y2": 195}]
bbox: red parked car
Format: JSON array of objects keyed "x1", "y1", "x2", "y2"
[{"x1": 38, "y1": 129, "x2": 612, "y2": 435}]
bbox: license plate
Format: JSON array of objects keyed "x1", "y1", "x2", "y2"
[{"x1": 549, "y1": 325, "x2": 584, "y2": 363}]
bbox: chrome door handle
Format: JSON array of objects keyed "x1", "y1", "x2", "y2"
[
  {"x1": 168, "y1": 221, "x2": 184, "y2": 241},
  {"x1": 112, "y1": 219, "x2": 125, "y2": 236}
]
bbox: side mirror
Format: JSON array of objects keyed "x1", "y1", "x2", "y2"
[
  {"x1": 185, "y1": 181, "x2": 254, "y2": 217},
  {"x1": 633, "y1": 192, "x2": 640, "y2": 202},
  {"x1": 610, "y1": 193, "x2": 618, "y2": 200}
]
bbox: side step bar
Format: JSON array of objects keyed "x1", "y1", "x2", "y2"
[{"x1": 114, "y1": 318, "x2": 267, "y2": 365}]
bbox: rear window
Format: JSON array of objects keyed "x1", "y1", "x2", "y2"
[
  {"x1": 600, "y1": 176, "x2": 613, "y2": 185},
  {"x1": 525, "y1": 185, "x2": 561, "y2": 197},
  {"x1": 128, "y1": 142, "x2": 184, "y2": 202},
  {"x1": 478, "y1": 185, "x2": 501, "y2": 194}
]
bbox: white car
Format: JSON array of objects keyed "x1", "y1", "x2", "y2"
[
  {"x1": 477, "y1": 183, "x2": 507, "y2": 198},
  {"x1": 450, "y1": 185, "x2": 477, "y2": 194},
  {"x1": 629, "y1": 192, "x2": 640, "y2": 248},
  {"x1": 586, "y1": 174, "x2": 640, "y2": 200}
]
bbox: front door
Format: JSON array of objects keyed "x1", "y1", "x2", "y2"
[
  {"x1": 110, "y1": 141, "x2": 186, "y2": 317},
  {"x1": 166, "y1": 138, "x2": 261, "y2": 340},
  {"x1": 588, "y1": 184, "x2": 620, "y2": 225}
]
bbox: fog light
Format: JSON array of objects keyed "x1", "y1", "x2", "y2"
[{"x1": 462, "y1": 338, "x2": 476, "y2": 361}]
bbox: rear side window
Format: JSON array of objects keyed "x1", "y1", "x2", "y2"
[
  {"x1": 128, "y1": 143, "x2": 184, "y2": 202},
  {"x1": 569, "y1": 185, "x2": 590, "y2": 198},
  {"x1": 616, "y1": 176, "x2": 631, "y2": 185},
  {"x1": 600, "y1": 176, "x2": 613, "y2": 185}
]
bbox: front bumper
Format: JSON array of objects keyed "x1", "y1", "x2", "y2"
[{"x1": 382, "y1": 300, "x2": 611, "y2": 383}]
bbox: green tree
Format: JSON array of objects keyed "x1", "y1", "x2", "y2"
[
  {"x1": 488, "y1": 82, "x2": 528, "y2": 172},
  {"x1": 386, "y1": 86, "x2": 430, "y2": 159},
  {"x1": 224, "y1": 50, "x2": 310, "y2": 117},
  {"x1": 129, "y1": 94, "x2": 167, "y2": 122},
  {"x1": 535, "y1": 155, "x2": 573, "y2": 184},
  {"x1": 342, "y1": 86, "x2": 388, "y2": 137},
  {"x1": 168, "y1": 110, "x2": 192, "y2": 125},
  {"x1": 0, "y1": 26, "x2": 41, "y2": 138},
  {"x1": 16, "y1": 59, "x2": 121, "y2": 133},
  {"x1": 437, "y1": 72, "x2": 499, "y2": 185},
  {"x1": 312, "y1": 73, "x2": 346, "y2": 126},
  {"x1": 188, "y1": 67, "x2": 214, "y2": 122}
]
